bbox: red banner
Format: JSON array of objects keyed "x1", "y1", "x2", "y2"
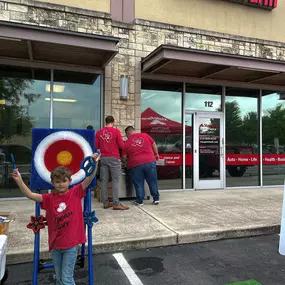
[
  {"x1": 262, "y1": 154, "x2": 285, "y2": 165},
  {"x1": 226, "y1": 154, "x2": 259, "y2": 165},
  {"x1": 159, "y1": 154, "x2": 285, "y2": 166},
  {"x1": 159, "y1": 154, "x2": 193, "y2": 166},
  {"x1": 226, "y1": 154, "x2": 285, "y2": 165}
]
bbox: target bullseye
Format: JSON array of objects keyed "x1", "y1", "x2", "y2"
[{"x1": 57, "y1": 151, "x2": 73, "y2": 166}]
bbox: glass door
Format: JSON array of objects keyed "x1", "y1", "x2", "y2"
[
  {"x1": 194, "y1": 113, "x2": 224, "y2": 189},
  {"x1": 185, "y1": 112, "x2": 194, "y2": 189}
]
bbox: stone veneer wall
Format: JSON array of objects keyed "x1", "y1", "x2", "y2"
[{"x1": 1, "y1": 0, "x2": 285, "y2": 134}]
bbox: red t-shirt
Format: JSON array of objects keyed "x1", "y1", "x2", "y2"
[
  {"x1": 40, "y1": 184, "x2": 86, "y2": 251},
  {"x1": 123, "y1": 133, "x2": 156, "y2": 168},
  {"x1": 95, "y1": 127, "x2": 124, "y2": 159}
]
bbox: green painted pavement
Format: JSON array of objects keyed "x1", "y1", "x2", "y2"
[{"x1": 225, "y1": 280, "x2": 262, "y2": 285}]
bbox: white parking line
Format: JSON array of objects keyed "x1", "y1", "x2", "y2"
[{"x1": 113, "y1": 253, "x2": 144, "y2": 285}]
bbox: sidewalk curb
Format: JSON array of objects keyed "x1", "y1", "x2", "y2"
[
  {"x1": 6, "y1": 234, "x2": 178, "y2": 264},
  {"x1": 178, "y1": 225, "x2": 280, "y2": 244},
  {"x1": 6, "y1": 225, "x2": 280, "y2": 265}
]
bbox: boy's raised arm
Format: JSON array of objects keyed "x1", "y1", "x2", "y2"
[{"x1": 12, "y1": 169, "x2": 43, "y2": 203}]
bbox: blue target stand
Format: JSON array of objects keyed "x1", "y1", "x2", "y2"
[{"x1": 26, "y1": 128, "x2": 99, "y2": 285}]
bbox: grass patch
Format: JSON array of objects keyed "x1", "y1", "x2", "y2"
[{"x1": 225, "y1": 280, "x2": 262, "y2": 285}]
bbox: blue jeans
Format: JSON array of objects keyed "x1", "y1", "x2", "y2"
[
  {"x1": 130, "y1": 162, "x2": 160, "y2": 204},
  {"x1": 51, "y1": 245, "x2": 78, "y2": 285}
]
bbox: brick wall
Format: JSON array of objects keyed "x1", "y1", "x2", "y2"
[{"x1": 0, "y1": 0, "x2": 285, "y2": 134}]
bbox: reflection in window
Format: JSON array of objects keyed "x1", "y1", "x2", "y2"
[
  {"x1": 184, "y1": 113, "x2": 193, "y2": 189},
  {"x1": 0, "y1": 66, "x2": 50, "y2": 197},
  {"x1": 141, "y1": 80, "x2": 182, "y2": 190},
  {"x1": 0, "y1": 66, "x2": 102, "y2": 198},
  {"x1": 53, "y1": 70, "x2": 101, "y2": 130},
  {"x1": 225, "y1": 88, "x2": 260, "y2": 187},
  {"x1": 262, "y1": 91, "x2": 285, "y2": 186}
]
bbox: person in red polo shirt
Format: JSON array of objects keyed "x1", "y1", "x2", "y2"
[
  {"x1": 123, "y1": 126, "x2": 160, "y2": 206},
  {"x1": 96, "y1": 116, "x2": 129, "y2": 210}
]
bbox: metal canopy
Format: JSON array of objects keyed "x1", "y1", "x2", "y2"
[
  {"x1": 141, "y1": 45, "x2": 285, "y2": 90},
  {"x1": 0, "y1": 21, "x2": 119, "y2": 70}
]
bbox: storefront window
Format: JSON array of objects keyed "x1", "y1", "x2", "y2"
[
  {"x1": 225, "y1": 88, "x2": 260, "y2": 187},
  {"x1": 0, "y1": 66, "x2": 101, "y2": 198},
  {"x1": 53, "y1": 70, "x2": 101, "y2": 130},
  {"x1": 0, "y1": 65, "x2": 50, "y2": 197},
  {"x1": 141, "y1": 80, "x2": 183, "y2": 190},
  {"x1": 185, "y1": 84, "x2": 222, "y2": 112},
  {"x1": 262, "y1": 91, "x2": 285, "y2": 186}
]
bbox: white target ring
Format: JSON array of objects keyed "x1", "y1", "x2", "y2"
[{"x1": 34, "y1": 131, "x2": 93, "y2": 185}]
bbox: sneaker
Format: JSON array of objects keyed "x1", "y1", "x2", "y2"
[
  {"x1": 113, "y1": 203, "x2": 129, "y2": 210},
  {"x1": 133, "y1": 201, "x2": 144, "y2": 207},
  {"x1": 152, "y1": 200, "x2": 159, "y2": 205}
]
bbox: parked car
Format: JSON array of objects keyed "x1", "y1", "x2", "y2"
[{"x1": 0, "y1": 144, "x2": 31, "y2": 187}]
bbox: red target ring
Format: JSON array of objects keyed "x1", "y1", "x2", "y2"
[{"x1": 44, "y1": 140, "x2": 84, "y2": 174}]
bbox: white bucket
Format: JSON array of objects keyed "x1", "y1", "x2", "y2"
[{"x1": 0, "y1": 235, "x2": 8, "y2": 281}]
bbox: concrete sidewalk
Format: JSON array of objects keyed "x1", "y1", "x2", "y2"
[{"x1": 1, "y1": 187, "x2": 283, "y2": 264}]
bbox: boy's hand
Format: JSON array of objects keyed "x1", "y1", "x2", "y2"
[
  {"x1": 91, "y1": 153, "x2": 100, "y2": 162},
  {"x1": 11, "y1": 168, "x2": 42, "y2": 203},
  {"x1": 12, "y1": 169, "x2": 22, "y2": 183}
]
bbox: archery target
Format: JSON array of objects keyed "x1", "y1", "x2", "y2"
[{"x1": 30, "y1": 128, "x2": 95, "y2": 190}]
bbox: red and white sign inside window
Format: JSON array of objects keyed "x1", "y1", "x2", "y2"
[{"x1": 158, "y1": 153, "x2": 285, "y2": 166}]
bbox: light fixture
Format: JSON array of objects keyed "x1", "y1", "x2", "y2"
[
  {"x1": 0, "y1": 100, "x2": 5, "y2": 105},
  {"x1": 45, "y1": 84, "x2": 65, "y2": 93},
  {"x1": 45, "y1": 98, "x2": 77, "y2": 103},
  {"x1": 120, "y1": 75, "x2": 129, "y2": 100}
]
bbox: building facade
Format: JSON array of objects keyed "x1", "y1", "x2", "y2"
[{"x1": 1, "y1": 0, "x2": 285, "y2": 197}]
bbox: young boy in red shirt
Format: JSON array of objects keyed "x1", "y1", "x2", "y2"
[{"x1": 12, "y1": 153, "x2": 98, "y2": 285}]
